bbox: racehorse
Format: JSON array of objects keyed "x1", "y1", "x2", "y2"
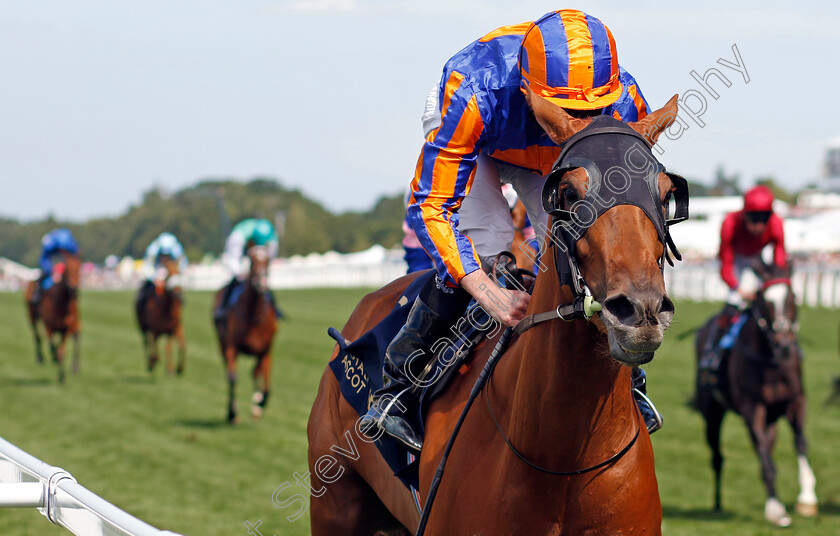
[
  {"x1": 694, "y1": 262, "x2": 818, "y2": 527},
  {"x1": 213, "y1": 246, "x2": 277, "y2": 424},
  {"x1": 136, "y1": 257, "x2": 186, "y2": 375},
  {"x1": 510, "y1": 199, "x2": 536, "y2": 274},
  {"x1": 307, "y1": 91, "x2": 683, "y2": 535},
  {"x1": 25, "y1": 254, "x2": 81, "y2": 383}
]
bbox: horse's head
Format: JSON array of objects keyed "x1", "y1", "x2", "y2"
[
  {"x1": 753, "y1": 263, "x2": 799, "y2": 361},
  {"x1": 61, "y1": 253, "x2": 82, "y2": 294},
  {"x1": 156, "y1": 255, "x2": 183, "y2": 297},
  {"x1": 247, "y1": 246, "x2": 270, "y2": 293},
  {"x1": 525, "y1": 85, "x2": 687, "y2": 365}
]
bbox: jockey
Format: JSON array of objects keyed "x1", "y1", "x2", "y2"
[
  {"x1": 362, "y1": 10, "x2": 662, "y2": 452},
  {"x1": 31, "y1": 228, "x2": 79, "y2": 304},
  {"x1": 135, "y1": 232, "x2": 187, "y2": 317},
  {"x1": 214, "y1": 218, "x2": 282, "y2": 322},
  {"x1": 700, "y1": 185, "x2": 787, "y2": 369}
]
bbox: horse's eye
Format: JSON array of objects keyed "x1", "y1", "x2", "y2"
[
  {"x1": 563, "y1": 187, "x2": 578, "y2": 205},
  {"x1": 663, "y1": 191, "x2": 672, "y2": 204}
]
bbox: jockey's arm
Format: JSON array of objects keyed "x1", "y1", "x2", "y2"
[
  {"x1": 719, "y1": 216, "x2": 738, "y2": 290},
  {"x1": 770, "y1": 215, "x2": 787, "y2": 268},
  {"x1": 460, "y1": 269, "x2": 530, "y2": 327},
  {"x1": 222, "y1": 231, "x2": 247, "y2": 277}
]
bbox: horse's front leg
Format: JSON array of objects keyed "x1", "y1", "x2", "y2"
[
  {"x1": 32, "y1": 322, "x2": 45, "y2": 365},
  {"x1": 251, "y1": 355, "x2": 271, "y2": 419},
  {"x1": 49, "y1": 331, "x2": 67, "y2": 384},
  {"x1": 746, "y1": 405, "x2": 790, "y2": 527},
  {"x1": 225, "y1": 346, "x2": 239, "y2": 424},
  {"x1": 164, "y1": 335, "x2": 174, "y2": 375},
  {"x1": 175, "y1": 324, "x2": 186, "y2": 376},
  {"x1": 71, "y1": 330, "x2": 80, "y2": 374},
  {"x1": 146, "y1": 332, "x2": 159, "y2": 372},
  {"x1": 788, "y1": 396, "x2": 818, "y2": 517}
]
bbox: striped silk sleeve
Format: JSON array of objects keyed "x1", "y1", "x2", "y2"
[{"x1": 407, "y1": 72, "x2": 486, "y2": 286}]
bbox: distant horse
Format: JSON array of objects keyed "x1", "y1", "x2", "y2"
[
  {"x1": 213, "y1": 246, "x2": 277, "y2": 424},
  {"x1": 25, "y1": 254, "x2": 81, "y2": 383},
  {"x1": 510, "y1": 199, "x2": 536, "y2": 273},
  {"x1": 136, "y1": 257, "x2": 186, "y2": 375},
  {"x1": 307, "y1": 92, "x2": 683, "y2": 534},
  {"x1": 694, "y1": 262, "x2": 818, "y2": 526}
]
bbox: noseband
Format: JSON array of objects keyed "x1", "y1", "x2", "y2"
[{"x1": 541, "y1": 116, "x2": 689, "y2": 302}]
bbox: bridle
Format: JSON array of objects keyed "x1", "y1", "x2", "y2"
[
  {"x1": 752, "y1": 278, "x2": 800, "y2": 363},
  {"x1": 515, "y1": 116, "x2": 689, "y2": 333}
]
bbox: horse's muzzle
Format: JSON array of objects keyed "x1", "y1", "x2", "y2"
[{"x1": 600, "y1": 292, "x2": 675, "y2": 365}]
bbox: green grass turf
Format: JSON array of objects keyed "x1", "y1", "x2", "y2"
[{"x1": 0, "y1": 289, "x2": 839, "y2": 535}]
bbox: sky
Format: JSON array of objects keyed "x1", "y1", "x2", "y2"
[{"x1": 2, "y1": 0, "x2": 839, "y2": 222}]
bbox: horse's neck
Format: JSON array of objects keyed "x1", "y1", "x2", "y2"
[
  {"x1": 493, "y1": 253, "x2": 634, "y2": 459},
  {"x1": 240, "y1": 279, "x2": 263, "y2": 312}
]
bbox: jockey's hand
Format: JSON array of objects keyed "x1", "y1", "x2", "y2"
[
  {"x1": 460, "y1": 270, "x2": 530, "y2": 327},
  {"x1": 738, "y1": 288, "x2": 756, "y2": 302}
]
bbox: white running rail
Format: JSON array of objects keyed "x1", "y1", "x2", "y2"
[{"x1": 0, "y1": 436, "x2": 183, "y2": 536}]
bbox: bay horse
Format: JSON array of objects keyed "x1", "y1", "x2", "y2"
[
  {"x1": 307, "y1": 90, "x2": 684, "y2": 535},
  {"x1": 213, "y1": 246, "x2": 277, "y2": 424},
  {"x1": 136, "y1": 257, "x2": 186, "y2": 375},
  {"x1": 25, "y1": 253, "x2": 81, "y2": 383},
  {"x1": 694, "y1": 262, "x2": 818, "y2": 526}
]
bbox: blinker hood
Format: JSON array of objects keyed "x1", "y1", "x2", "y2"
[{"x1": 541, "y1": 115, "x2": 689, "y2": 292}]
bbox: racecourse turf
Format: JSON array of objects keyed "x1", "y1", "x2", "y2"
[{"x1": 0, "y1": 289, "x2": 839, "y2": 536}]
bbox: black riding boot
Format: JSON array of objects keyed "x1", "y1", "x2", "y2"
[
  {"x1": 265, "y1": 291, "x2": 284, "y2": 319},
  {"x1": 632, "y1": 368, "x2": 663, "y2": 434},
  {"x1": 699, "y1": 303, "x2": 739, "y2": 372},
  {"x1": 213, "y1": 279, "x2": 238, "y2": 323},
  {"x1": 360, "y1": 278, "x2": 471, "y2": 452},
  {"x1": 135, "y1": 280, "x2": 154, "y2": 320},
  {"x1": 29, "y1": 276, "x2": 45, "y2": 306}
]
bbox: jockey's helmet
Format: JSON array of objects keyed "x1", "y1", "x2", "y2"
[
  {"x1": 157, "y1": 232, "x2": 180, "y2": 254},
  {"x1": 743, "y1": 185, "x2": 775, "y2": 213},
  {"x1": 251, "y1": 219, "x2": 274, "y2": 246},
  {"x1": 519, "y1": 10, "x2": 623, "y2": 111}
]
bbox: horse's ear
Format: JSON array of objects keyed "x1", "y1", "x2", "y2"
[
  {"x1": 522, "y1": 82, "x2": 592, "y2": 143},
  {"x1": 628, "y1": 94, "x2": 679, "y2": 146}
]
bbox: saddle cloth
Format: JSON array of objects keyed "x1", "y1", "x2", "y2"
[{"x1": 328, "y1": 270, "x2": 496, "y2": 490}]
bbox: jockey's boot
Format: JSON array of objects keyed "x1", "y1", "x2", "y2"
[
  {"x1": 360, "y1": 279, "x2": 471, "y2": 452},
  {"x1": 632, "y1": 368, "x2": 663, "y2": 434},
  {"x1": 29, "y1": 275, "x2": 48, "y2": 306},
  {"x1": 699, "y1": 303, "x2": 739, "y2": 372},
  {"x1": 265, "y1": 291, "x2": 284, "y2": 319},
  {"x1": 135, "y1": 280, "x2": 154, "y2": 319},
  {"x1": 213, "y1": 278, "x2": 238, "y2": 323}
]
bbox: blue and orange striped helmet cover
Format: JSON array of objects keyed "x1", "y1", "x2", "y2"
[{"x1": 519, "y1": 9, "x2": 623, "y2": 110}]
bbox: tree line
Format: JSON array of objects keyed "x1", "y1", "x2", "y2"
[{"x1": 0, "y1": 178, "x2": 406, "y2": 267}]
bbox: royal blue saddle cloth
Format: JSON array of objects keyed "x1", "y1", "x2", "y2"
[{"x1": 328, "y1": 270, "x2": 494, "y2": 490}]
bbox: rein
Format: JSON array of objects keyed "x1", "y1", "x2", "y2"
[{"x1": 485, "y1": 372, "x2": 641, "y2": 476}]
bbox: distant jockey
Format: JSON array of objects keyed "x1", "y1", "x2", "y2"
[
  {"x1": 30, "y1": 228, "x2": 79, "y2": 304},
  {"x1": 135, "y1": 232, "x2": 187, "y2": 318},
  {"x1": 700, "y1": 185, "x2": 788, "y2": 371},
  {"x1": 214, "y1": 218, "x2": 283, "y2": 322}
]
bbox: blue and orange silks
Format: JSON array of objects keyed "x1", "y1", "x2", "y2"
[{"x1": 408, "y1": 14, "x2": 650, "y2": 286}]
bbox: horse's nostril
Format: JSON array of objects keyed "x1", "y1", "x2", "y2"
[
  {"x1": 604, "y1": 295, "x2": 636, "y2": 325},
  {"x1": 659, "y1": 296, "x2": 675, "y2": 315}
]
